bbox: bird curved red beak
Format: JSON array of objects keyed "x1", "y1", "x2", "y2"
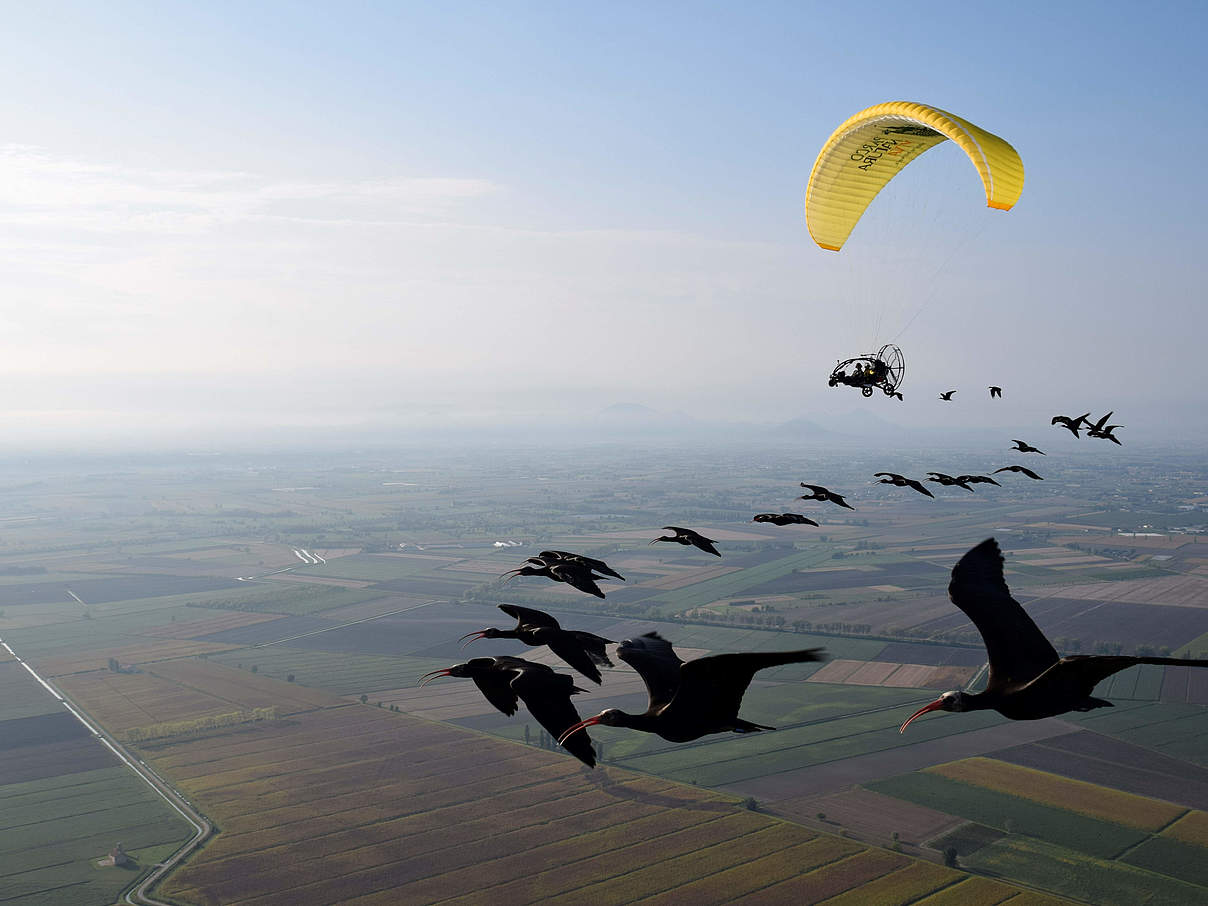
[
  {"x1": 417, "y1": 668, "x2": 453, "y2": 687},
  {"x1": 500, "y1": 569, "x2": 523, "y2": 582},
  {"x1": 458, "y1": 630, "x2": 487, "y2": 648},
  {"x1": 899, "y1": 698, "x2": 945, "y2": 733},
  {"x1": 557, "y1": 715, "x2": 603, "y2": 747}
]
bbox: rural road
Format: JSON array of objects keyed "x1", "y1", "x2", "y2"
[{"x1": 0, "y1": 638, "x2": 212, "y2": 906}]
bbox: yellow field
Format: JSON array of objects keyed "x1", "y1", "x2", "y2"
[
  {"x1": 927, "y1": 758, "x2": 1185, "y2": 831},
  {"x1": 913, "y1": 876, "x2": 1019, "y2": 905},
  {"x1": 1161, "y1": 809, "x2": 1208, "y2": 845}
]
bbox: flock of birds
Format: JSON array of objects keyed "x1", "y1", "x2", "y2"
[
  {"x1": 421, "y1": 540, "x2": 1208, "y2": 768},
  {"x1": 415, "y1": 385, "x2": 1161, "y2": 769}
]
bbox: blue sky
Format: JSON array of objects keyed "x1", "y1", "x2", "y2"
[{"x1": 1, "y1": 1, "x2": 1205, "y2": 445}]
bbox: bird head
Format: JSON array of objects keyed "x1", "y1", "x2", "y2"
[
  {"x1": 457, "y1": 627, "x2": 500, "y2": 647},
  {"x1": 418, "y1": 662, "x2": 472, "y2": 686},
  {"x1": 898, "y1": 690, "x2": 966, "y2": 732},
  {"x1": 556, "y1": 708, "x2": 626, "y2": 746}
]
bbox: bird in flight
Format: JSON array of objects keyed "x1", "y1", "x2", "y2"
[
  {"x1": 988, "y1": 386, "x2": 1003, "y2": 398},
  {"x1": 874, "y1": 473, "x2": 934, "y2": 498},
  {"x1": 927, "y1": 472, "x2": 975, "y2": 492},
  {"x1": 900, "y1": 539, "x2": 1208, "y2": 731},
  {"x1": 420, "y1": 656, "x2": 598, "y2": 766},
  {"x1": 994, "y1": 465, "x2": 1044, "y2": 480},
  {"x1": 1051, "y1": 413, "x2": 1091, "y2": 437},
  {"x1": 558, "y1": 632, "x2": 825, "y2": 744},
  {"x1": 799, "y1": 484, "x2": 854, "y2": 509},
  {"x1": 537, "y1": 550, "x2": 625, "y2": 581},
  {"x1": 651, "y1": 526, "x2": 721, "y2": 557},
  {"x1": 1085, "y1": 413, "x2": 1124, "y2": 445},
  {"x1": 753, "y1": 513, "x2": 819, "y2": 526},
  {"x1": 939, "y1": 390, "x2": 956, "y2": 401},
  {"x1": 502, "y1": 556, "x2": 609, "y2": 599},
  {"x1": 1010, "y1": 439, "x2": 1045, "y2": 455},
  {"x1": 956, "y1": 474, "x2": 1001, "y2": 487},
  {"x1": 459, "y1": 603, "x2": 615, "y2": 684}
]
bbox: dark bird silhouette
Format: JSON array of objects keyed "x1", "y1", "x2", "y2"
[
  {"x1": 537, "y1": 550, "x2": 625, "y2": 581},
  {"x1": 502, "y1": 558, "x2": 607, "y2": 599},
  {"x1": 989, "y1": 386, "x2": 1002, "y2": 398},
  {"x1": 1086, "y1": 417, "x2": 1124, "y2": 445},
  {"x1": 927, "y1": 472, "x2": 974, "y2": 492},
  {"x1": 956, "y1": 474, "x2": 1001, "y2": 487},
  {"x1": 459, "y1": 603, "x2": 615, "y2": 684},
  {"x1": 1051, "y1": 412, "x2": 1091, "y2": 437},
  {"x1": 753, "y1": 513, "x2": 819, "y2": 526},
  {"x1": 419, "y1": 656, "x2": 597, "y2": 766},
  {"x1": 651, "y1": 526, "x2": 721, "y2": 557},
  {"x1": 994, "y1": 465, "x2": 1044, "y2": 480},
  {"x1": 1010, "y1": 439, "x2": 1046, "y2": 455},
  {"x1": 799, "y1": 483, "x2": 855, "y2": 509},
  {"x1": 558, "y1": 632, "x2": 825, "y2": 744},
  {"x1": 874, "y1": 472, "x2": 935, "y2": 498},
  {"x1": 899, "y1": 539, "x2": 1208, "y2": 732},
  {"x1": 939, "y1": 390, "x2": 956, "y2": 401}
]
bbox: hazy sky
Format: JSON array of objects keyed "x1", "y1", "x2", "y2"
[{"x1": 2, "y1": 1, "x2": 1205, "y2": 446}]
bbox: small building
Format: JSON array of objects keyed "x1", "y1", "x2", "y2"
[{"x1": 97, "y1": 842, "x2": 134, "y2": 868}]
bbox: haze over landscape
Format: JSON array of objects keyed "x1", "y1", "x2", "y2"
[{"x1": 2, "y1": 1, "x2": 1206, "y2": 447}]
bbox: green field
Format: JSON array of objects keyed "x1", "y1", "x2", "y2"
[
  {"x1": 1067, "y1": 700, "x2": 1208, "y2": 766},
  {"x1": 866, "y1": 771, "x2": 1146, "y2": 859},
  {"x1": 965, "y1": 836, "x2": 1206, "y2": 906},
  {"x1": 0, "y1": 765, "x2": 192, "y2": 906},
  {"x1": 211, "y1": 646, "x2": 445, "y2": 695}
]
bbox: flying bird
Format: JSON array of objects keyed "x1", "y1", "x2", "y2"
[
  {"x1": 502, "y1": 557, "x2": 608, "y2": 599},
  {"x1": 989, "y1": 386, "x2": 1003, "y2": 398},
  {"x1": 459, "y1": 603, "x2": 615, "y2": 684},
  {"x1": 753, "y1": 513, "x2": 819, "y2": 526},
  {"x1": 939, "y1": 391, "x2": 956, "y2": 401},
  {"x1": 419, "y1": 656, "x2": 597, "y2": 766},
  {"x1": 899, "y1": 539, "x2": 1208, "y2": 732},
  {"x1": 1087, "y1": 415, "x2": 1121, "y2": 446},
  {"x1": 1051, "y1": 413, "x2": 1091, "y2": 437},
  {"x1": 798, "y1": 484, "x2": 855, "y2": 509},
  {"x1": 651, "y1": 526, "x2": 721, "y2": 557},
  {"x1": 874, "y1": 473, "x2": 934, "y2": 498},
  {"x1": 994, "y1": 465, "x2": 1044, "y2": 480},
  {"x1": 927, "y1": 472, "x2": 974, "y2": 492},
  {"x1": 956, "y1": 474, "x2": 1001, "y2": 487},
  {"x1": 558, "y1": 632, "x2": 825, "y2": 744},
  {"x1": 537, "y1": 550, "x2": 625, "y2": 581},
  {"x1": 1010, "y1": 440, "x2": 1046, "y2": 455}
]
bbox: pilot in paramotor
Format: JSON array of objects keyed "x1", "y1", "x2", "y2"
[{"x1": 828, "y1": 344, "x2": 905, "y2": 398}]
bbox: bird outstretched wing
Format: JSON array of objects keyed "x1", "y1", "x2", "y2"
[
  {"x1": 675, "y1": 649, "x2": 826, "y2": 722},
  {"x1": 511, "y1": 669, "x2": 596, "y2": 767},
  {"x1": 498, "y1": 603, "x2": 561, "y2": 630},
  {"x1": 617, "y1": 632, "x2": 684, "y2": 710},
  {"x1": 949, "y1": 539, "x2": 1059, "y2": 690}
]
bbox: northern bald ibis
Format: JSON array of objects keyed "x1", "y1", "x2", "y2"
[
  {"x1": 989, "y1": 386, "x2": 1002, "y2": 398},
  {"x1": 459, "y1": 603, "x2": 614, "y2": 684},
  {"x1": 927, "y1": 472, "x2": 974, "y2": 492},
  {"x1": 874, "y1": 473, "x2": 935, "y2": 498},
  {"x1": 538, "y1": 550, "x2": 625, "y2": 581},
  {"x1": 419, "y1": 656, "x2": 597, "y2": 766},
  {"x1": 502, "y1": 557, "x2": 608, "y2": 599},
  {"x1": 939, "y1": 391, "x2": 956, "y2": 401},
  {"x1": 799, "y1": 484, "x2": 854, "y2": 509},
  {"x1": 1051, "y1": 413, "x2": 1090, "y2": 437},
  {"x1": 994, "y1": 465, "x2": 1044, "y2": 480},
  {"x1": 1010, "y1": 440, "x2": 1045, "y2": 455},
  {"x1": 558, "y1": 632, "x2": 825, "y2": 744},
  {"x1": 956, "y1": 474, "x2": 1001, "y2": 487},
  {"x1": 651, "y1": 526, "x2": 721, "y2": 557},
  {"x1": 753, "y1": 513, "x2": 819, "y2": 526},
  {"x1": 900, "y1": 539, "x2": 1208, "y2": 731}
]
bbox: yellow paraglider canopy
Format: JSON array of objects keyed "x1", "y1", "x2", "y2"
[{"x1": 805, "y1": 101, "x2": 1024, "y2": 251}]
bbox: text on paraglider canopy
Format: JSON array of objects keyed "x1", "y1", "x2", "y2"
[{"x1": 850, "y1": 137, "x2": 914, "y2": 171}]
